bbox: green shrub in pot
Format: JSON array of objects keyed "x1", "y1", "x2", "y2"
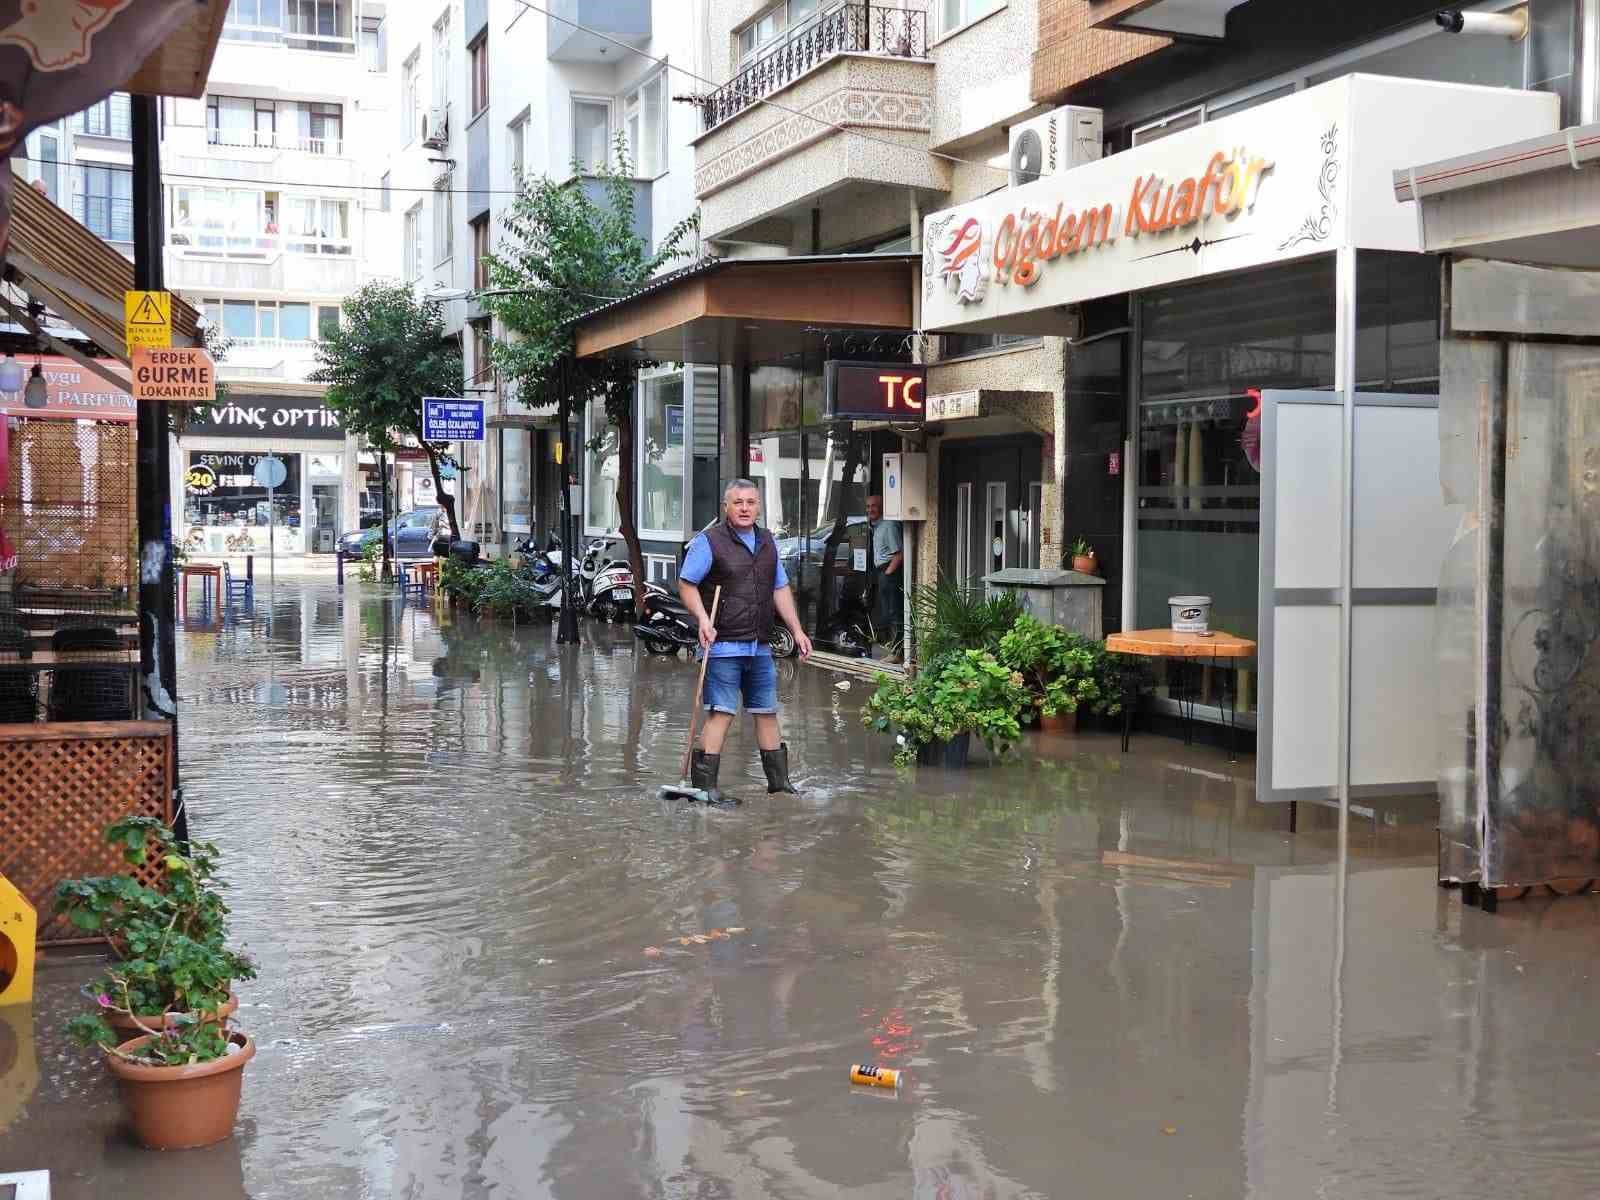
[
  {"x1": 55, "y1": 817, "x2": 255, "y2": 1027},
  {"x1": 997, "y1": 615, "x2": 1125, "y2": 719},
  {"x1": 862, "y1": 650, "x2": 1031, "y2": 767}
]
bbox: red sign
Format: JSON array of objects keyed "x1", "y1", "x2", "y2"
[
  {"x1": 825, "y1": 362, "x2": 927, "y2": 422},
  {"x1": 0, "y1": 355, "x2": 134, "y2": 421},
  {"x1": 132, "y1": 346, "x2": 215, "y2": 404}
]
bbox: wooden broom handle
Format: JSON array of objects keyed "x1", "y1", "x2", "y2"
[{"x1": 680, "y1": 585, "x2": 721, "y2": 781}]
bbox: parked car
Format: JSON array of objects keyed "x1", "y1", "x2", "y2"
[
  {"x1": 339, "y1": 506, "x2": 442, "y2": 560},
  {"x1": 774, "y1": 516, "x2": 869, "y2": 574}
]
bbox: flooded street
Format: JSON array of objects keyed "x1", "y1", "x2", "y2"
[{"x1": 8, "y1": 579, "x2": 1600, "y2": 1198}]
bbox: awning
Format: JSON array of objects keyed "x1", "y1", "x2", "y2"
[
  {"x1": 4, "y1": 180, "x2": 201, "y2": 365},
  {"x1": 573, "y1": 253, "x2": 918, "y2": 361},
  {"x1": 123, "y1": 0, "x2": 230, "y2": 99},
  {"x1": 1396, "y1": 121, "x2": 1600, "y2": 267}
]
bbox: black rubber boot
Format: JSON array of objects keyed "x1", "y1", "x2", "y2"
[
  {"x1": 760, "y1": 743, "x2": 800, "y2": 794},
  {"x1": 690, "y1": 749, "x2": 739, "y2": 806}
]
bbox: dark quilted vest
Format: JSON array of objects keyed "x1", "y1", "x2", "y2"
[{"x1": 698, "y1": 522, "x2": 778, "y2": 643}]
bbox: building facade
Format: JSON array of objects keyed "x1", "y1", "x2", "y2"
[
  {"x1": 158, "y1": 0, "x2": 397, "y2": 555},
  {"x1": 375, "y1": 0, "x2": 701, "y2": 559}
]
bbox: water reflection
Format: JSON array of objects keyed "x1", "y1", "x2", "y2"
[{"x1": 5, "y1": 582, "x2": 1600, "y2": 1198}]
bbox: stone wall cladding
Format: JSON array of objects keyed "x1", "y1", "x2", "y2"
[
  {"x1": 694, "y1": 57, "x2": 944, "y2": 241},
  {"x1": 914, "y1": 339, "x2": 1069, "y2": 586},
  {"x1": 1031, "y1": 0, "x2": 1169, "y2": 103},
  {"x1": 927, "y1": 0, "x2": 1039, "y2": 150}
]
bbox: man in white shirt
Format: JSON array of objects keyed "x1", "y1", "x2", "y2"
[{"x1": 866, "y1": 494, "x2": 903, "y2": 661}]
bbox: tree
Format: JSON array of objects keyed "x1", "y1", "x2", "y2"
[
  {"x1": 311, "y1": 282, "x2": 465, "y2": 552},
  {"x1": 482, "y1": 140, "x2": 699, "y2": 614}
]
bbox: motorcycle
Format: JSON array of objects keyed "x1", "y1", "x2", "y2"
[
  {"x1": 633, "y1": 582, "x2": 798, "y2": 658},
  {"x1": 578, "y1": 535, "x2": 636, "y2": 622},
  {"x1": 813, "y1": 580, "x2": 876, "y2": 657}
]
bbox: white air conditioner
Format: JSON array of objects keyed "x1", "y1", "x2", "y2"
[
  {"x1": 421, "y1": 106, "x2": 448, "y2": 150},
  {"x1": 1008, "y1": 106, "x2": 1103, "y2": 187}
]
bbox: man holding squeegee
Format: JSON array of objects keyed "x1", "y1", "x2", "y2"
[{"x1": 677, "y1": 478, "x2": 812, "y2": 804}]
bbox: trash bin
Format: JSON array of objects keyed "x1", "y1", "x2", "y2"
[{"x1": 316, "y1": 528, "x2": 335, "y2": 553}]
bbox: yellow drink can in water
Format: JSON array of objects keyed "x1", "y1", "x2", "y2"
[{"x1": 850, "y1": 1063, "x2": 900, "y2": 1089}]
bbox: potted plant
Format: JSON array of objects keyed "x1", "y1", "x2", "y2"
[
  {"x1": 56, "y1": 817, "x2": 257, "y2": 1149},
  {"x1": 55, "y1": 817, "x2": 256, "y2": 1035},
  {"x1": 1068, "y1": 537, "x2": 1098, "y2": 576},
  {"x1": 998, "y1": 615, "x2": 1125, "y2": 732},
  {"x1": 69, "y1": 1010, "x2": 255, "y2": 1151},
  {"x1": 862, "y1": 649, "x2": 1030, "y2": 767}
]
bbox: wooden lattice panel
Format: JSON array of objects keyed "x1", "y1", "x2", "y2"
[
  {"x1": 2, "y1": 417, "x2": 136, "y2": 593},
  {"x1": 0, "y1": 721, "x2": 173, "y2": 943}
]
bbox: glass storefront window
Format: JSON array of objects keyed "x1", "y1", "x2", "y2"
[
  {"x1": 585, "y1": 397, "x2": 620, "y2": 534},
  {"x1": 183, "y1": 451, "x2": 302, "y2": 546},
  {"x1": 1136, "y1": 255, "x2": 1337, "y2": 713},
  {"x1": 750, "y1": 364, "x2": 822, "y2": 435},
  {"x1": 691, "y1": 366, "x2": 722, "y2": 532},
  {"x1": 638, "y1": 368, "x2": 685, "y2": 538},
  {"x1": 501, "y1": 428, "x2": 531, "y2": 537}
]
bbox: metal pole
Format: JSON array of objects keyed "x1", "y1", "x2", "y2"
[
  {"x1": 379, "y1": 447, "x2": 392, "y2": 581},
  {"x1": 132, "y1": 95, "x2": 184, "y2": 839},
  {"x1": 268, "y1": 468, "x2": 276, "y2": 615},
  {"x1": 557, "y1": 362, "x2": 580, "y2": 643}
]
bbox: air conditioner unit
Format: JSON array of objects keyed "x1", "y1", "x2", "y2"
[
  {"x1": 1008, "y1": 106, "x2": 1103, "y2": 187},
  {"x1": 421, "y1": 107, "x2": 448, "y2": 150}
]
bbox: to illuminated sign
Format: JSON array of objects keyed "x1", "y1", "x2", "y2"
[{"x1": 824, "y1": 361, "x2": 927, "y2": 423}]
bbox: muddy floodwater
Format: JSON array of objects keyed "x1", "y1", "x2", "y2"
[{"x1": 7, "y1": 580, "x2": 1600, "y2": 1198}]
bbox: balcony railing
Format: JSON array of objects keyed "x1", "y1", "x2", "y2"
[
  {"x1": 700, "y1": 4, "x2": 927, "y2": 132},
  {"x1": 204, "y1": 129, "x2": 346, "y2": 157}
]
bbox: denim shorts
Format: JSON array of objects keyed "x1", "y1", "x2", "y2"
[{"x1": 703, "y1": 654, "x2": 778, "y2": 715}]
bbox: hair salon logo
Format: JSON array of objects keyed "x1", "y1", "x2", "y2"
[
  {"x1": 930, "y1": 147, "x2": 1274, "y2": 304},
  {"x1": 926, "y1": 213, "x2": 989, "y2": 303}
]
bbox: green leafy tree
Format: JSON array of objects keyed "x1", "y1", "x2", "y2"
[
  {"x1": 482, "y1": 140, "x2": 699, "y2": 609},
  {"x1": 311, "y1": 281, "x2": 465, "y2": 549}
]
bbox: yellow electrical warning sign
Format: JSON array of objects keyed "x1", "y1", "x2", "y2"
[{"x1": 124, "y1": 289, "x2": 172, "y2": 349}]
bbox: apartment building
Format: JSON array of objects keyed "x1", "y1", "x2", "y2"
[
  {"x1": 161, "y1": 0, "x2": 397, "y2": 556},
  {"x1": 569, "y1": 0, "x2": 1051, "y2": 638},
  {"x1": 377, "y1": 0, "x2": 700, "y2": 555}
]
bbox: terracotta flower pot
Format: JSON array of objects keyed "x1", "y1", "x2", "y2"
[
  {"x1": 1038, "y1": 711, "x2": 1074, "y2": 733},
  {"x1": 1071, "y1": 554, "x2": 1098, "y2": 575},
  {"x1": 106, "y1": 991, "x2": 238, "y2": 1037},
  {"x1": 106, "y1": 1031, "x2": 254, "y2": 1151}
]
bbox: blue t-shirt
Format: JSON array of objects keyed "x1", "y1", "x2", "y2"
[{"x1": 679, "y1": 527, "x2": 789, "y2": 658}]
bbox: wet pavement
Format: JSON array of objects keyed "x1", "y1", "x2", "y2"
[{"x1": 6, "y1": 580, "x2": 1600, "y2": 1198}]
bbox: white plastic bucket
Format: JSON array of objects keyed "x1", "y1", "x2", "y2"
[{"x1": 1169, "y1": 595, "x2": 1212, "y2": 633}]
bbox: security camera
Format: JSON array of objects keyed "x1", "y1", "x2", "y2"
[{"x1": 1435, "y1": 8, "x2": 1528, "y2": 40}]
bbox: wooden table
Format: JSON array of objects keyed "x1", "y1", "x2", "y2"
[
  {"x1": 1106, "y1": 628, "x2": 1257, "y2": 760},
  {"x1": 179, "y1": 563, "x2": 224, "y2": 620}
]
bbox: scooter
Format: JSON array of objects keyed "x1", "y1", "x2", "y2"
[{"x1": 578, "y1": 535, "x2": 636, "y2": 622}]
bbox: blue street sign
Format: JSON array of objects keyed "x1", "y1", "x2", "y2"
[
  {"x1": 422, "y1": 397, "x2": 485, "y2": 442},
  {"x1": 252, "y1": 456, "x2": 287, "y2": 489}
]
